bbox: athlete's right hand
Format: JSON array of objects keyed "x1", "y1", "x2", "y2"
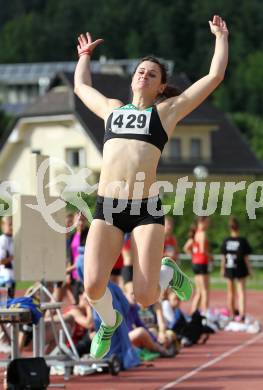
[{"x1": 77, "y1": 32, "x2": 104, "y2": 57}]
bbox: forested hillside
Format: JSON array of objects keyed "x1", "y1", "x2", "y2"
[{"x1": 0, "y1": 0, "x2": 262, "y2": 157}]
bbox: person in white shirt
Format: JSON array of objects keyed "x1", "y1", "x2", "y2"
[{"x1": 0, "y1": 216, "x2": 15, "y2": 298}]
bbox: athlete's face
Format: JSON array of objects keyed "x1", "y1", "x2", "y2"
[
  {"x1": 65, "y1": 214, "x2": 74, "y2": 228},
  {"x1": 168, "y1": 291, "x2": 180, "y2": 309},
  {"x1": 131, "y1": 61, "x2": 166, "y2": 97},
  {"x1": 199, "y1": 217, "x2": 209, "y2": 230},
  {"x1": 74, "y1": 213, "x2": 87, "y2": 231},
  {"x1": 1, "y1": 217, "x2": 12, "y2": 236}
]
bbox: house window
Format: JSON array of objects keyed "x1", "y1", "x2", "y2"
[
  {"x1": 66, "y1": 148, "x2": 85, "y2": 167},
  {"x1": 8, "y1": 86, "x2": 19, "y2": 104},
  {"x1": 190, "y1": 138, "x2": 202, "y2": 159},
  {"x1": 31, "y1": 149, "x2": 41, "y2": 155},
  {"x1": 170, "y1": 138, "x2": 181, "y2": 159}
]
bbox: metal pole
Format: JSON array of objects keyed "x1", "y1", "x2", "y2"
[{"x1": 10, "y1": 323, "x2": 19, "y2": 359}]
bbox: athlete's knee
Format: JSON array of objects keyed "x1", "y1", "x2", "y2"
[
  {"x1": 134, "y1": 287, "x2": 157, "y2": 307},
  {"x1": 134, "y1": 327, "x2": 146, "y2": 337},
  {"x1": 201, "y1": 289, "x2": 208, "y2": 299},
  {"x1": 84, "y1": 279, "x2": 105, "y2": 301}
]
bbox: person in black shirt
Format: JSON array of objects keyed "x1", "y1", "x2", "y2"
[{"x1": 221, "y1": 217, "x2": 252, "y2": 320}]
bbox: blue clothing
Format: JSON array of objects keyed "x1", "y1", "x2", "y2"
[
  {"x1": 5, "y1": 297, "x2": 42, "y2": 324},
  {"x1": 126, "y1": 304, "x2": 146, "y2": 331},
  {"x1": 168, "y1": 308, "x2": 187, "y2": 330},
  {"x1": 93, "y1": 282, "x2": 140, "y2": 370}
]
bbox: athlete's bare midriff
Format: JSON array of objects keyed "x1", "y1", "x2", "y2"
[{"x1": 98, "y1": 138, "x2": 161, "y2": 199}]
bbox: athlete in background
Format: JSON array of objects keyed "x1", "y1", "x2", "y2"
[
  {"x1": 221, "y1": 216, "x2": 252, "y2": 321},
  {"x1": 184, "y1": 217, "x2": 212, "y2": 314}
]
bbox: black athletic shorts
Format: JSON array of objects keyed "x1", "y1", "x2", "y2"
[
  {"x1": 93, "y1": 195, "x2": 165, "y2": 233},
  {"x1": 111, "y1": 267, "x2": 122, "y2": 276},
  {"x1": 192, "y1": 264, "x2": 209, "y2": 275},
  {"x1": 122, "y1": 265, "x2": 133, "y2": 283},
  {"x1": 53, "y1": 281, "x2": 63, "y2": 288},
  {"x1": 224, "y1": 263, "x2": 249, "y2": 279}
]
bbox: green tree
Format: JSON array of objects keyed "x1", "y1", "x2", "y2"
[
  {"x1": 0, "y1": 108, "x2": 12, "y2": 135},
  {"x1": 231, "y1": 112, "x2": 263, "y2": 161},
  {"x1": 0, "y1": 12, "x2": 48, "y2": 62},
  {"x1": 233, "y1": 52, "x2": 263, "y2": 115}
]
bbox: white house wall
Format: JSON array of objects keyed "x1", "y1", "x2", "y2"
[
  {"x1": 0, "y1": 138, "x2": 31, "y2": 195},
  {"x1": 0, "y1": 116, "x2": 102, "y2": 196}
]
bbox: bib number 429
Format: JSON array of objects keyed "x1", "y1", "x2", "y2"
[
  {"x1": 113, "y1": 113, "x2": 147, "y2": 129},
  {"x1": 111, "y1": 110, "x2": 151, "y2": 134}
]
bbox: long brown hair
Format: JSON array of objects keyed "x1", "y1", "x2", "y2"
[
  {"x1": 133, "y1": 56, "x2": 181, "y2": 101},
  {"x1": 229, "y1": 216, "x2": 239, "y2": 231},
  {"x1": 188, "y1": 223, "x2": 197, "y2": 239},
  {"x1": 188, "y1": 216, "x2": 209, "y2": 239}
]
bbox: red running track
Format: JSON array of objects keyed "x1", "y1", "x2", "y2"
[{"x1": 1, "y1": 290, "x2": 263, "y2": 390}]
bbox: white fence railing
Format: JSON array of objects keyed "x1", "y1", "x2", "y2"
[{"x1": 179, "y1": 254, "x2": 263, "y2": 268}]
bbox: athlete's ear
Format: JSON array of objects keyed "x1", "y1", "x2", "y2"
[
  {"x1": 159, "y1": 83, "x2": 167, "y2": 95},
  {"x1": 131, "y1": 76, "x2": 136, "y2": 91}
]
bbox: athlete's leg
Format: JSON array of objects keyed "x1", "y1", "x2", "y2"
[
  {"x1": 131, "y1": 223, "x2": 165, "y2": 306},
  {"x1": 236, "y1": 278, "x2": 246, "y2": 318},
  {"x1": 84, "y1": 219, "x2": 124, "y2": 359},
  {"x1": 84, "y1": 219, "x2": 124, "y2": 300},
  {"x1": 200, "y1": 274, "x2": 210, "y2": 312},
  {"x1": 191, "y1": 275, "x2": 202, "y2": 313},
  {"x1": 131, "y1": 223, "x2": 192, "y2": 306},
  {"x1": 226, "y1": 278, "x2": 235, "y2": 317}
]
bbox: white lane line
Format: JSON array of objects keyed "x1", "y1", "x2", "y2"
[{"x1": 159, "y1": 332, "x2": 263, "y2": 390}]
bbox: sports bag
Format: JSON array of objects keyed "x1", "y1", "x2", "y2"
[{"x1": 6, "y1": 357, "x2": 50, "y2": 390}]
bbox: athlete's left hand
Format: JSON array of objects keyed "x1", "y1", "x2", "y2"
[
  {"x1": 209, "y1": 15, "x2": 229, "y2": 37},
  {"x1": 77, "y1": 32, "x2": 104, "y2": 57}
]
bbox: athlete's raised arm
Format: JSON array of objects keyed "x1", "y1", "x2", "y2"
[
  {"x1": 74, "y1": 32, "x2": 123, "y2": 120},
  {"x1": 164, "y1": 15, "x2": 228, "y2": 127}
]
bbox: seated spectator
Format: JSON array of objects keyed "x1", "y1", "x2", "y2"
[
  {"x1": 67, "y1": 213, "x2": 89, "y2": 304},
  {"x1": 161, "y1": 290, "x2": 188, "y2": 331},
  {"x1": 52, "y1": 213, "x2": 76, "y2": 305},
  {"x1": 137, "y1": 295, "x2": 175, "y2": 350},
  {"x1": 0, "y1": 216, "x2": 15, "y2": 298},
  {"x1": 124, "y1": 282, "x2": 175, "y2": 357},
  {"x1": 61, "y1": 289, "x2": 95, "y2": 357},
  {"x1": 18, "y1": 285, "x2": 95, "y2": 357},
  {"x1": 161, "y1": 290, "x2": 214, "y2": 347}
]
